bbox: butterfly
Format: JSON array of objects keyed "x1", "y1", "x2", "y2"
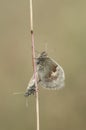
[{"x1": 24, "y1": 51, "x2": 65, "y2": 96}]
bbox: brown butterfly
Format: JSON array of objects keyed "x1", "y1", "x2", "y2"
[{"x1": 24, "y1": 51, "x2": 65, "y2": 96}]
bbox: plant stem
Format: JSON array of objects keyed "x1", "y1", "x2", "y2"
[{"x1": 29, "y1": 0, "x2": 40, "y2": 130}]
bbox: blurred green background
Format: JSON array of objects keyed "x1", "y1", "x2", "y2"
[{"x1": 0, "y1": 0, "x2": 86, "y2": 130}]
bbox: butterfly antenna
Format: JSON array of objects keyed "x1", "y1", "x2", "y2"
[
  {"x1": 13, "y1": 92, "x2": 24, "y2": 95},
  {"x1": 26, "y1": 98, "x2": 29, "y2": 108},
  {"x1": 45, "y1": 43, "x2": 48, "y2": 52}
]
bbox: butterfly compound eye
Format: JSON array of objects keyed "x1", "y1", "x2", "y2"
[{"x1": 36, "y1": 60, "x2": 40, "y2": 64}]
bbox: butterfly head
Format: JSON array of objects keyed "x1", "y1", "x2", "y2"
[{"x1": 36, "y1": 51, "x2": 48, "y2": 65}]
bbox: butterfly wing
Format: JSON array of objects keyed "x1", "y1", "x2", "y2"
[
  {"x1": 24, "y1": 72, "x2": 40, "y2": 96},
  {"x1": 39, "y1": 58, "x2": 65, "y2": 89}
]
